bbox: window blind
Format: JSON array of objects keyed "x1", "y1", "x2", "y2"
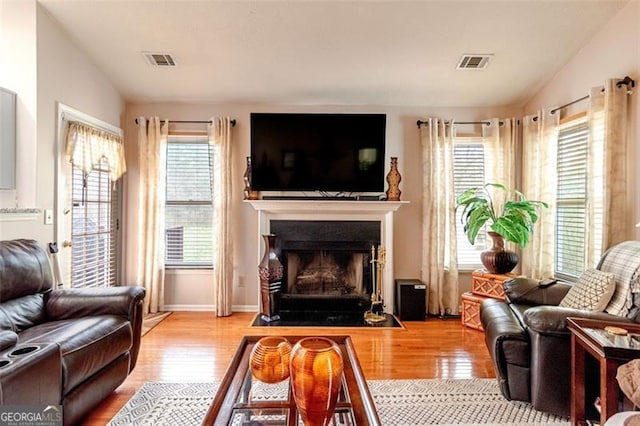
[
  {"x1": 71, "y1": 159, "x2": 119, "y2": 288},
  {"x1": 453, "y1": 140, "x2": 486, "y2": 268},
  {"x1": 165, "y1": 137, "x2": 214, "y2": 266},
  {"x1": 555, "y1": 121, "x2": 589, "y2": 279}
]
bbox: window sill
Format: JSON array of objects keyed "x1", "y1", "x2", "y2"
[
  {"x1": 165, "y1": 265, "x2": 213, "y2": 271},
  {"x1": 458, "y1": 265, "x2": 484, "y2": 273}
]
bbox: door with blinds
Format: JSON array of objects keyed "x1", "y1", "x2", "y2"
[{"x1": 55, "y1": 104, "x2": 123, "y2": 288}]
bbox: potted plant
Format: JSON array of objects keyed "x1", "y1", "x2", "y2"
[{"x1": 455, "y1": 183, "x2": 548, "y2": 274}]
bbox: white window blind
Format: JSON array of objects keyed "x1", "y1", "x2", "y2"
[
  {"x1": 165, "y1": 136, "x2": 214, "y2": 266},
  {"x1": 453, "y1": 139, "x2": 486, "y2": 268},
  {"x1": 555, "y1": 120, "x2": 589, "y2": 279},
  {"x1": 71, "y1": 158, "x2": 119, "y2": 288}
]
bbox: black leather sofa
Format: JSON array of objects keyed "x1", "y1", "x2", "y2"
[
  {"x1": 0, "y1": 239, "x2": 145, "y2": 425},
  {"x1": 480, "y1": 241, "x2": 640, "y2": 417}
]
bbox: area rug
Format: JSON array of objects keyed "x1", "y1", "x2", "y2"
[
  {"x1": 108, "y1": 379, "x2": 569, "y2": 425},
  {"x1": 141, "y1": 312, "x2": 172, "y2": 337}
]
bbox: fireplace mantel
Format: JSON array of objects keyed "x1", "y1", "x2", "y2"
[
  {"x1": 246, "y1": 199, "x2": 409, "y2": 314},
  {"x1": 245, "y1": 200, "x2": 408, "y2": 215}
]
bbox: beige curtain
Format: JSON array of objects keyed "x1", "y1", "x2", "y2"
[
  {"x1": 483, "y1": 117, "x2": 519, "y2": 253},
  {"x1": 208, "y1": 117, "x2": 234, "y2": 317},
  {"x1": 137, "y1": 117, "x2": 168, "y2": 314},
  {"x1": 520, "y1": 110, "x2": 559, "y2": 279},
  {"x1": 585, "y1": 79, "x2": 631, "y2": 265},
  {"x1": 65, "y1": 121, "x2": 126, "y2": 181},
  {"x1": 483, "y1": 119, "x2": 518, "y2": 213},
  {"x1": 420, "y1": 118, "x2": 459, "y2": 315}
]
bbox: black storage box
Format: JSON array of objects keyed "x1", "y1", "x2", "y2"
[{"x1": 395, "y1": 279, "x2": 427, "y2": 321}]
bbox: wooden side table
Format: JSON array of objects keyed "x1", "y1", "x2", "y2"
[{"x1": 567, "y1": 317, "x2": 640, "y2": 426}]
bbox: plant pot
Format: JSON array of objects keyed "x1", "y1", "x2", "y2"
[
  {"x1": 481, "y1": 232, "x2": 519, "y2": 274},
  {"x1": 290, "y1": 337, "x2": 344, "y2": 426}
]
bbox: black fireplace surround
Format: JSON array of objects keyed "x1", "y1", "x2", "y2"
[{"x1": 269, "y1": 220, "x2": 381, "y2": 314}]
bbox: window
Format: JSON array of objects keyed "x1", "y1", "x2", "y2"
[
  {"x1": 165, "y1": 135, "x2": 213, "y2": 266},
  {"x1": 453, "y1": 138, "x2": 486, "y2": 268},
  {"x1": 555, "y1": 119, "x2": 589, "y2": 279},
  {"x1": 71, "y1": 158, "x2": 119, "y2": 288}
]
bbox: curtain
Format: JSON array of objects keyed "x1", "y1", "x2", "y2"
[
  {"x1": 420, "y1": 118, "x2": 459, "y2": 315},
  {"x1": 137, "y1": 117, "x2": 168, "y2": 314},
  {"x1": 585, "y1": 79, "x2": 630, "y2": 266},
  {"x1": 483, "y1": 117, "x2": 519, "y2": 252},
  {"x1": 65, "y1": 121, "x2": 126, "y2": 181},
  {"x1": 208, "y1": 117, "x2": 234, "y2": 317},
  {"x1": 520, "y1": 110, "x2": 559, "y2": 279},
  {"x1": 483, "y1": 118, "x2": 517, "y2": 192}
]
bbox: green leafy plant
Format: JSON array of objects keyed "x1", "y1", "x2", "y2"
[{"x1": 455, "y1": 183, "x2": 548, "y2": 248}]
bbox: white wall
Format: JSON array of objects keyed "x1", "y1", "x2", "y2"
[
  {"x1": 0, "y1": 0, "x2": 37, "y2": 209},
  {"x1": 525, "y1": 0, "x2": 640, "y2": 240},
  {"x1": 0, "y1": 2, "x2": 124, "y2": 245},
  {"x1": 125, "y1": 103, "x2": 519, "y2": 310}
]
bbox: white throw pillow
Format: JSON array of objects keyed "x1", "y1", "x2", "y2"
[{"x1": 559, "y1": 269, "x2": 616, "y2": 311}]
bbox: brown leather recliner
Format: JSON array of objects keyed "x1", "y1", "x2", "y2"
[
  {"x1": 480, "y1": 241, "x2": 640, "y2": 417},
  {"x1": 0, "y1": 239, "x2": 145, "y2": 425}
]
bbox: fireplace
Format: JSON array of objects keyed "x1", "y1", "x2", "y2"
[
  {"x1": 247, "y1": 199, "x2": 406, "y2": 315},
  {"x1": 270, "y1": 220, "x2": 380, "y2": 313}
]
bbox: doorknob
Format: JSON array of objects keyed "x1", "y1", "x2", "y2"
[{"x1": 63, "y1": 240, "x2": 73, "y2": 248}]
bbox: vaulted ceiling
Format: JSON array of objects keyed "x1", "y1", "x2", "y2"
[{"x1": 38, "y1": 0, "x2": 629, "y2": 107}]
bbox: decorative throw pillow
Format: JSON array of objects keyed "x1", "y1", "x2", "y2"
[{"x1": 559, "y1": 269, "x2": 616, "y2": 311}]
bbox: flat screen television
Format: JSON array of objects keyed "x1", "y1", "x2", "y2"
[{"x1": 250, "y1": 113, "x2": 386, "y2": 193}]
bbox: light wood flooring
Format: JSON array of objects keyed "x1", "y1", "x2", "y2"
[{"x1": 82, "y1": 311, "x2": 496, "y2": 425}]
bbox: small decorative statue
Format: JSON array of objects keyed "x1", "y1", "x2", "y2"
[
  {"x1": 385, "y1": 157, "x2": 401, "y2": 201},
  {"x1": 243, "y1": 156, "x2": 260, "y2": 200}
]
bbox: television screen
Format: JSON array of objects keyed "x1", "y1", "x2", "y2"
[{"x1": 250, "y1": 113, "x2": 386, "y2": 193}]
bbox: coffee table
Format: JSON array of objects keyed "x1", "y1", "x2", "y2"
[{"x1": 202, "y1": 335, "x2": 381, "y2": 425}]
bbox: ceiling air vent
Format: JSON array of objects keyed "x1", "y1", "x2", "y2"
[
  {"x1": 456, "y1": 54, "x2": 493, "y2": 70},
  {"x1": 142, "y1": 52, "x2": 177, "y2": 67}
]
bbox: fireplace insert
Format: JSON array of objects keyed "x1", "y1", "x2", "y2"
[{"x1": 270, "y1": 220, "x2": 381, "y2": 314}]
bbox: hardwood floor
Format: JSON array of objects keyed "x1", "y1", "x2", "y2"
[{"x1": 82, "y1": 311, "x2": 496, "y2": 425}]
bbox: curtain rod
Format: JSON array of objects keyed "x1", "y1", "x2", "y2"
[
  {"x1": 534, "y1": 76, "x2": 635, "y2": 121},
  {"x1": 416, "y1": 120, "x2": 503, "y2": 128},
  {"x1": 134, "y1": 118, "x2": 236, "y2": 127}
]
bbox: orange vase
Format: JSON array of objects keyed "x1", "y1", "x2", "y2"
[
  {"x1": 290, "y1": 337, "x2": 344, "y2": 426},
  {"x1": 249, "y1": 336, "x2": 292, "y2": 383}
]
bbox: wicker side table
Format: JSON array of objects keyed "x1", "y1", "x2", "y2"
[{"x1": 462, "y1": 270, "x2": 517, "y2": 331}]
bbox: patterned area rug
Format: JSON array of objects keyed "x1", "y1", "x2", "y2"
[
  {"x1": 141, "y1": 312, "x2": 172, "y2": 337},
  {"x1": 108, "y1": 379, "x2": 570, "y2": 425}
]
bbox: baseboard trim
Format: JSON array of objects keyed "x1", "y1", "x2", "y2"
[
  {"x1": 232, "y1": 304, "x2": 259, "y2": 312},
  {"x1": 161, "y1": 304, "x2": 258, "y2": 312},
  {"x1": 162, "y1": 304, "x2": 215, "y2": 312}
]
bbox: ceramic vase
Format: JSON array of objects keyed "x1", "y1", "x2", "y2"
[
  {"x1": 385, "y1": 157, "x2": 402, "y2": 201},
  {"x1": 249, "y1": 336, "x2": 291, "y2": 383},
  {"x1": 243, "y1": 156, "x2": 260, "y2": 200},
  {"x1": 258, "y1": 234, "x2": 283, "y2": 321},
  {"x1": 481, "y1": 231, "x2": 519, "y2": 274},
  {"x1": 290, "y1": 337, "x2": 344, "y2": 426}
]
